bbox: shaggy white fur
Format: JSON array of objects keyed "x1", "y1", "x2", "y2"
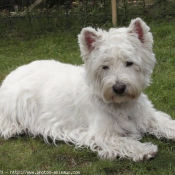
[{"x1": 0, "y1": 18, "x2": 175, "y2": 161}]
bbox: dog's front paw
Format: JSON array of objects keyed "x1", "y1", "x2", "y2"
[
  {"x1": 148, "y1": 111, "x2": 175, "y2": 140},
  {"x1": 96, "y1": 140, "x2": 158, "y2": 161},
  {"x1": 132, "y1": 143, "x2": 158, "y2": 162}
]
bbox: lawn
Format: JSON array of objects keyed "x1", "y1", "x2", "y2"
[{"x1": 0, "y1": 19, "x2": 175, "y2": 175}]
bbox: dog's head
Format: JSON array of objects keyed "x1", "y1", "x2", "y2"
[{"x1": 78, "y1": 18, "x2": 156, "y2": 103}]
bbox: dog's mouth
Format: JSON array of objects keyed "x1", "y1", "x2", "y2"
[
  {"x1": 103, "y1": 90, "x2": 138, "y2": 104},
  {"x1": 111, "y1": 94, "x2": 124, "y2": 100},
  {"x1": 103, "y1": 94, "x2": 125, "y2": 104},
  {"x1": 102, "y1": 81, "x2": 142, "y2": 104},
  {"x1": 111, "y1": 94, "x2": 129, "y2": 103}
]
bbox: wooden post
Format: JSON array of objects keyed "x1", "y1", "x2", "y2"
[{"x1": 111, "y1": 0, "x2": 117, "y2": 27}]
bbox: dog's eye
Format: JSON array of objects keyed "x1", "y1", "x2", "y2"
[
  {"x1": 125, "y1": 61, "x2": 133, "y2": 67},
  {"x1": 102, "y1": 66, "x2": 109, "y2": 70}
]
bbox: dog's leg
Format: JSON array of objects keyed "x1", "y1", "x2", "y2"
[
  {"x1": 75, "y1": 110, "x2": 157, "y2": 161},
  {"x1": 147, "y1": 110, "x2": 175, "y2": 140},
  {"x1": 0, "y1": 86, "x2": 37, "y2": 139},
  {"x1": 133, "y1": 94, "x2": 175, "y2": 140},
  {"x1": 86, "y1": 134, "x2": 157, "y2": 161}
]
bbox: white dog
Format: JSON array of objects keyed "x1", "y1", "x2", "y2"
[{"x1": 0, "y1": 18, "x2": 174, "y2": 161}]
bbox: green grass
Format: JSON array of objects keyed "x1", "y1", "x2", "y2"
[{"x1": 0, "y1": 19, "x2": 175, "y2": 175}]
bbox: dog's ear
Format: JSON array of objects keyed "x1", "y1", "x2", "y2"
[
  {"x1": 128, "y1": 18, "x2": 153, "y2": 48},
  {"x1": 79, "y1": 27, "x2": 97, "y2": 51},
  {"x1": 78, "y1": 27, "x2": 99, "y2": 61}
]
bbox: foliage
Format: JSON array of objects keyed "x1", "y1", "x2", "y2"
[{"x1": 0, "y1": 0, "x2": 175, "y2": 38}]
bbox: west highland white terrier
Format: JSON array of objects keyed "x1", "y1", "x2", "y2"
[{"x1": 0, "y1": 18, "x2": 174, "y2": 161}]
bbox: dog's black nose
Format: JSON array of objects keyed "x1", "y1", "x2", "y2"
[{"x1": 113, "y1": 82, "x2": 126, "y2": 95}]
